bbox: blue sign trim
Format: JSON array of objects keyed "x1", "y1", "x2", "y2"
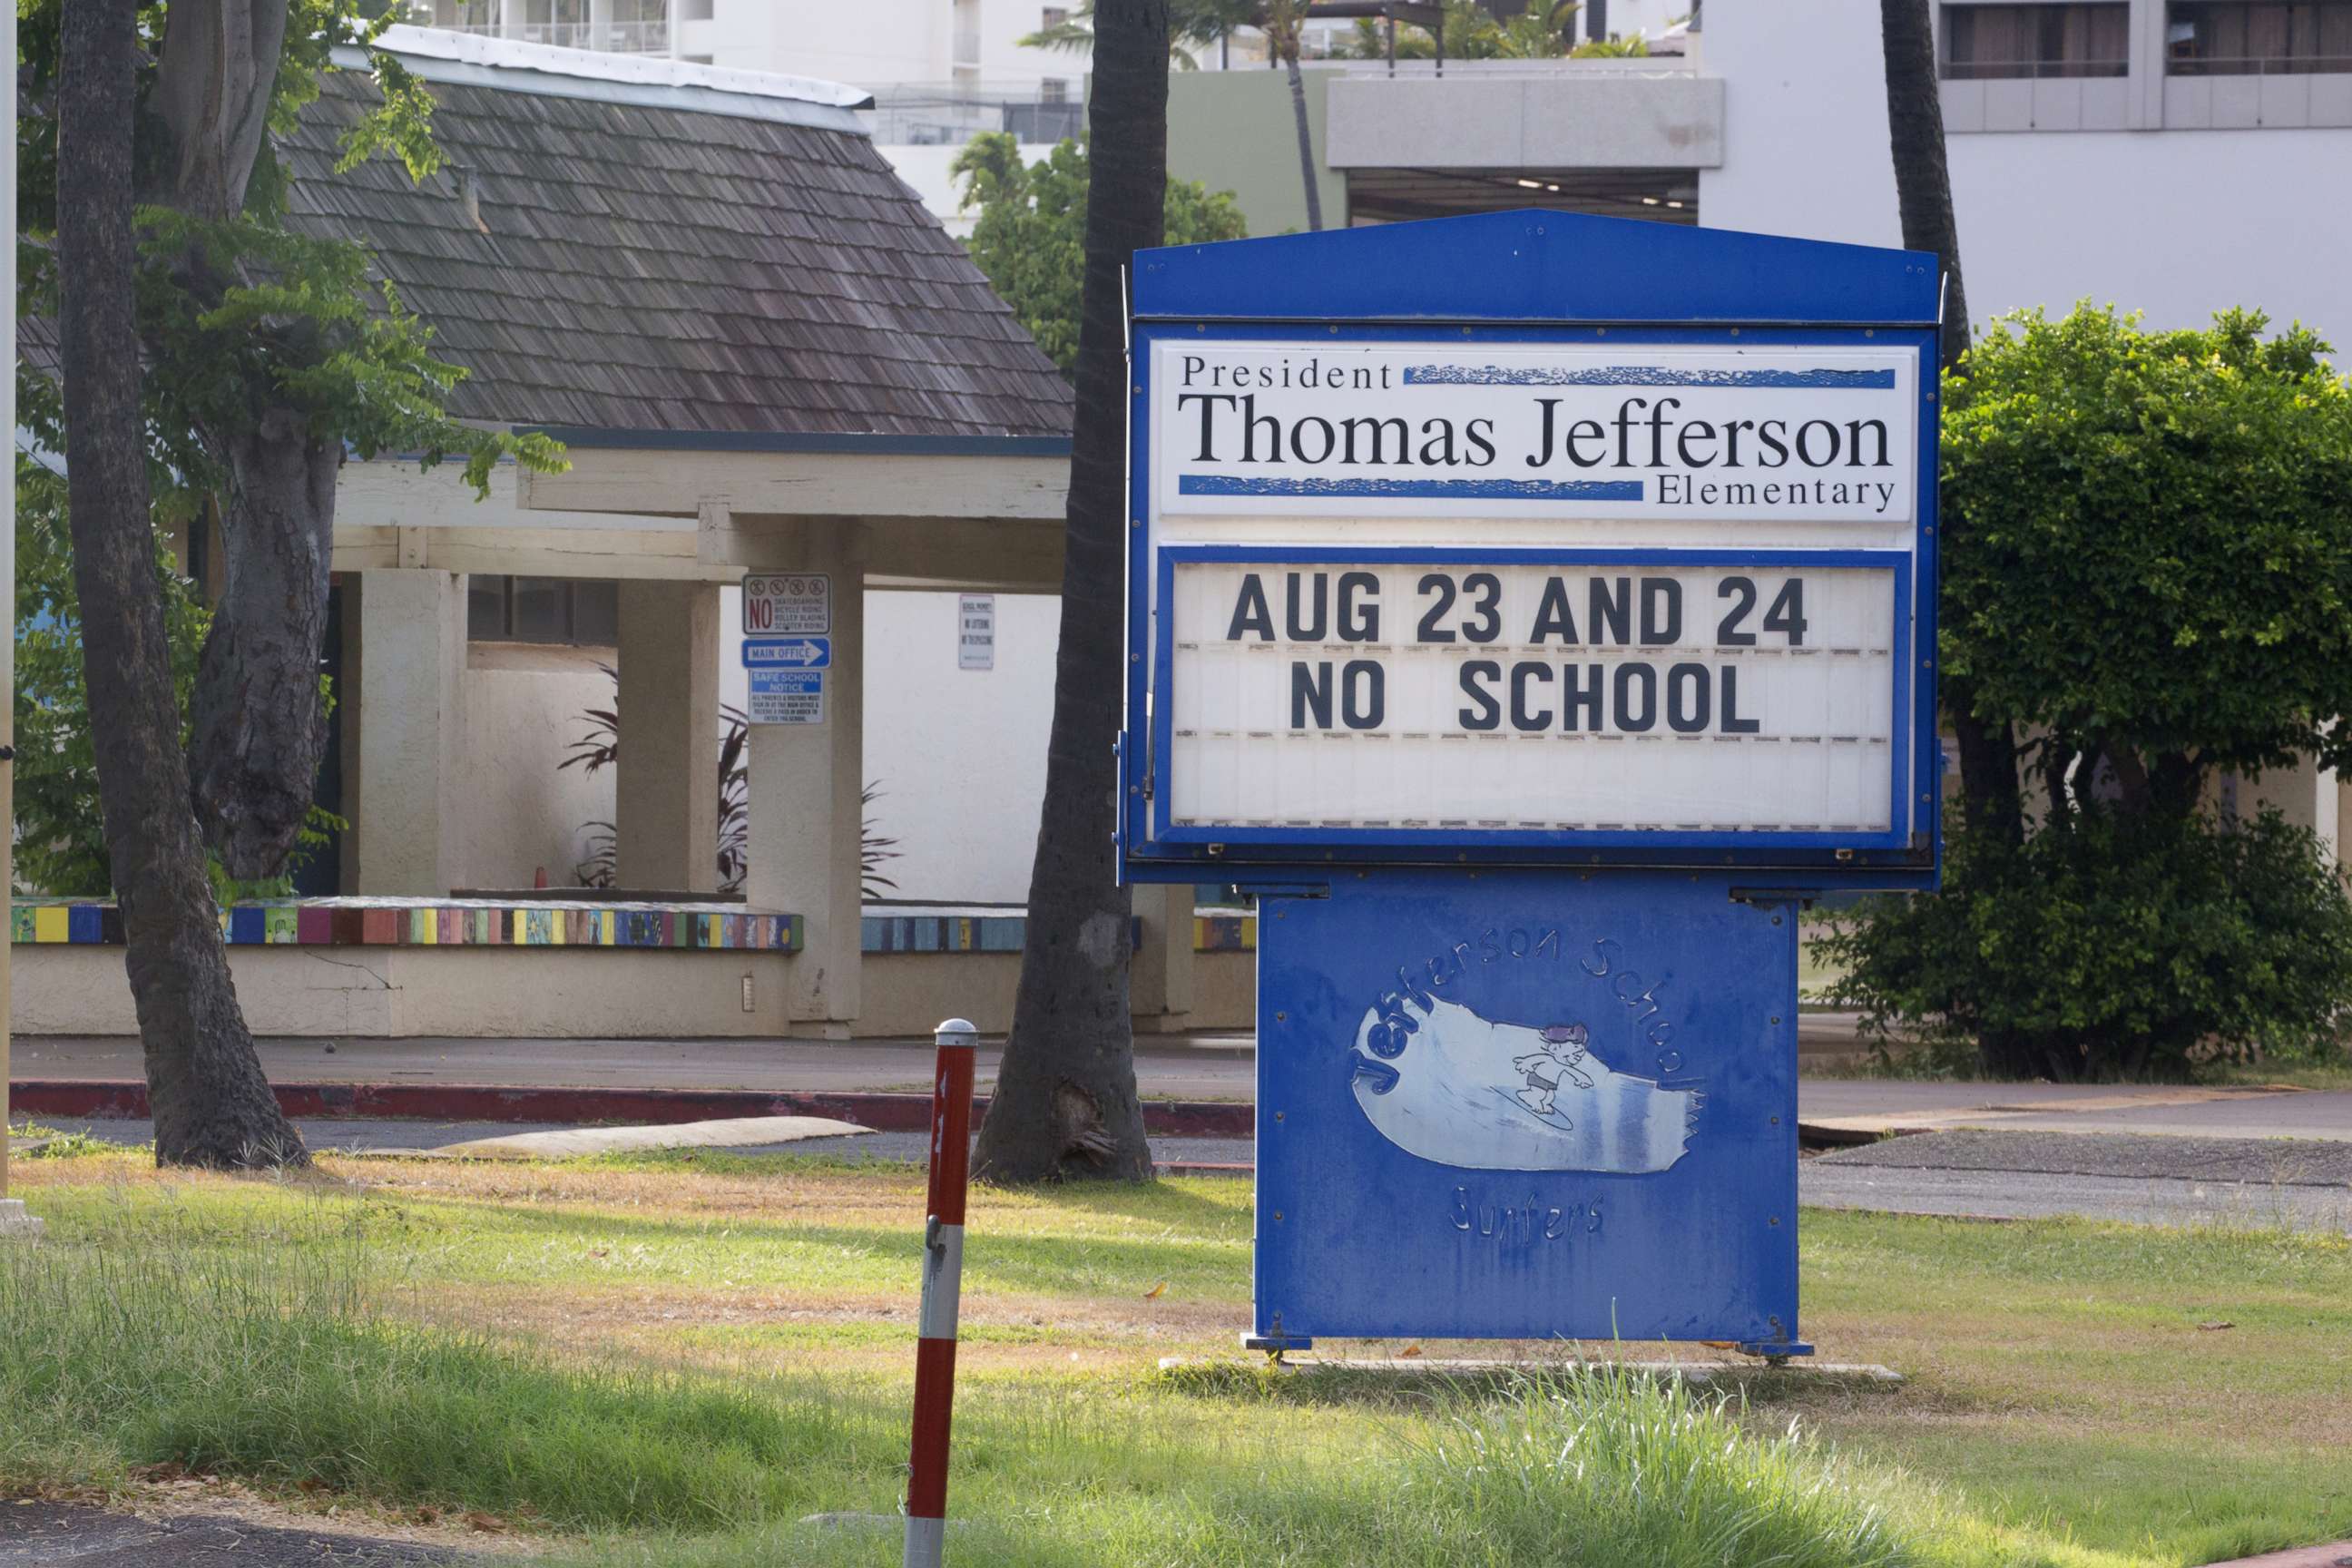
[
  {"x1": 1147, "y1": 545, "x2": 1913, "y2": 855},
  {"x1": 1134, "y1": 209, "x2": 1941, "y2": 327},
  {"x1": 1178, "y1": 475, "x2": 1648, "y2": 502}
]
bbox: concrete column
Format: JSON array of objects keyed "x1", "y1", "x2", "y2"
[
  {"x1": 615, "y1": 581, "x2": 720, "y2": 893},
  {"x1": 1130, "y1": 883, "x2": 1197, "y2": 1034},
  {"x1": 747, "y1": 524, "x2": 865, "y2": 1034},
  {"x1": 2243, "y1": 751, "x2": 2342, "y2": 864},
  {"x1": 349, "y1": 570, "x2": 465, "y2": 896},
  {"x1": 2129, "y1": 0, "x2": 2168, "y2": 130}
]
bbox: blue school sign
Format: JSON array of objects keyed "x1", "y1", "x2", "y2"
[{"x1": 1118, "y1": 211, "x2": 1944, "y2": 1357}]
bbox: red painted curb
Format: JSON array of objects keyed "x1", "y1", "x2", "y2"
[{"x1": 6, "y1": 1079, "x2": 1256, "y2": 1140}]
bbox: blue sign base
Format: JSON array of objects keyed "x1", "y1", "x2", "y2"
[{"x1": 1254, "y1": 870, "x2": 1805, "y2": 1353}]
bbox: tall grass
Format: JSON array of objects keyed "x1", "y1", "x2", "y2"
[
  {"x1": 5, "y1": 1200, "x2": 1945, "y2": 1565},
  {"x1": 552, "y1": 1368, "x2": 1932, "y2": 1568},
  {"x1": 0, "y1": 1204, "x2": 898, "y2": 1528}
]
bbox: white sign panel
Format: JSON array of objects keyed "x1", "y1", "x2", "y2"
[
  {"x1": 958, "y1": 593, "x2": 995, "y2": 671},
  {"x1": 747, "y1": 669, "x2": 824, "y2": 725},
  {"x1": 742, "y1": 573, "x2": 831, "y2": 635},
  {"x1": 1164, "y1": 559, "x2": 1899, "y2": 834},
  {"x1": 1152, "y1": 344, "x2": 1917, "y2": 523}
]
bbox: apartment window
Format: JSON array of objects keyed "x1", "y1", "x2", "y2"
[
  {"x1": 2169, "y1": 1, "x2": 2352, "y2": 72},
  {"x1": 467, "y1": 575, "x2": 620, "y2": 645},
  {"x1": 412, "y1": 0, "x2": 499, "y2": 24},
  {"x1": 1040, "y1": 77, "x2": 1070, "y2": 103},
  {"x1": 1942, "y1": 3, "x2": 2131, "y2": 77}
]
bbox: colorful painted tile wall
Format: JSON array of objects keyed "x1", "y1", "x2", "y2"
[
  {"x1": 9, "y1": 899, "x2": 801, "y2": 952},
  {"x1": 856, "y1": 912, "x2": 1256, "y2": 954},
  {"x1": 13, "y1": 901, "x2": 1254, "y2": 956}
]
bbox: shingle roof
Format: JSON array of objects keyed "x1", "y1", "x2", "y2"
[{"x1": 280, "y1": 59, "x2": 1073, "y2": 439}]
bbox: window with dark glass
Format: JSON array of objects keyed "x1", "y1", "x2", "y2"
[
  {"x1": 1942, "y1": 3, "x2": 2132, "y2": 77},
  {"x1": 2169, "y1": 1, "x2": 2352, "y2": 73},
  {"x1": 467, "y1": 575, "x2": 621, "y2": 645}
]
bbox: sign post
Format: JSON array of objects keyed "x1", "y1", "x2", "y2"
[{"x1": 1121, "y1": 211, "x2": 1941, "y2": 1357}]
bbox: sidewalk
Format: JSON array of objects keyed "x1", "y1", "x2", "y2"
[{"x1": 10, "y1": 1033, "x2": 2348, "y2": 1143}]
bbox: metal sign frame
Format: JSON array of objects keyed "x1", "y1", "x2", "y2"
[{"x1": 1118, "y1": 213, "x2": 1943, "y2": 890}]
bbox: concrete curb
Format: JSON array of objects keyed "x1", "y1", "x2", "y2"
[
  {"x1": 6, "y1": 1078, "x2": 1258, "y2": 1139},
  {"x1": 2195, "y1": 1544, "x2": 2352, "y2": 1568}
]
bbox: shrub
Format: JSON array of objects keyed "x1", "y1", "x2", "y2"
[
  {"x1": 1819, "y1": 807, "x2": 2352, "y2": 1081},
  {"x1": 1892, "y1": 304, "x2": 2352, "y2": 1076}
]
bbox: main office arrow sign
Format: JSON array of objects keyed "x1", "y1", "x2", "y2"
[{"x1": 742, "y1": 636, "x2": 832, "y2": 670}]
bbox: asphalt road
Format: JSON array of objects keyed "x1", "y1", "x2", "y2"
[
  {"x1": 32, "y1": 1118, "x2": 2351, "y2": 1230},
  {"x1": 1801, "y1": 1128, "x2": 2352, "y2": 1232},
  {"x1": 0, "y1": 1502, "x2": 458, "y2": 1565}
]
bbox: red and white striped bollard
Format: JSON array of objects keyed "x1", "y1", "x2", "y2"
[{"x1": 906, "y1": 1016, "x2": 976, "y2": 1568}]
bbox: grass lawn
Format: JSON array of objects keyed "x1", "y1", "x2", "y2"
[{"x1": 3, "y1": 1147, "x2": 2346, "y2": 1567}]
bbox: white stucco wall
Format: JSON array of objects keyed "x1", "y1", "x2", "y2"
[
  {"x1": 720, "y1": 586, "x2": 1059, "y2": 906},
  {"x1": 1698, "y1": 2, "x2": 2352, "y2": 338},
  {"x1": 700, "y1": 0, "x2": 1074, "y2": 86},
  {"x1": 451, "y1": 646, "x2": 617, "y2": 890}
]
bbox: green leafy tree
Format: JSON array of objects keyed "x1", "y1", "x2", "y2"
[
  {"x1": 1338, "y1": 2, "x2": 1608, "y2": 60},
  {"x1": 952, "y1": 131, "x2": 1248, "y2": 377},
  {"x1": 1819, "y1": 307, "x2": 2352, "y2": 1079},
  {"x1": 1023, "y1": 0, "x2": 1259, "y2": 64},
  {"x1": 14, "y1": 457, "x2": 339, "y2": 902},
  {"x1": 11, "y1": 460, "x2": 209, "y2": 898},
  {"x1": 1020, "y1": 0, "x2": 1320, "y2": 229},
  {"x1": 33, "y1": 0, "x2": 563, "y2": 1169}
]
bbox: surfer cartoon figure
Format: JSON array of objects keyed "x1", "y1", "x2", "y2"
[{"x1": 1511, "y1": 1023, "x2": 1596, "y2": 1121}]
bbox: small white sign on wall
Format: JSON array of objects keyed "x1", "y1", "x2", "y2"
[{"x1": 958, "y1": 593, "x2": 995, "y2": 671}]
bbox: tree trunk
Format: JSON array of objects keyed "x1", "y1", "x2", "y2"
[
  {"x1": 147, "y1": 0, "x2": 336, "y2": 879},
  {"x1": 149, "y1": 0, "x2": 290, "y2": 225},
  {"x1": 1284, "y1": 53, "x2": 1324, "y2": 231},
  {"x1": 57, "y1": 0, "x2": 309, "y2": 1171},
  {"x1": 1881, "y1": 0, "x2": 2026, "y2": 1081},
  {"x1": 1880, "y1": 0, "x2": 1969, "y2": 377},
  {"x1": 1881, "y1": 0, "x2": 2023, "y2": 841},
  {"x1": 972, "y1": 0, "x2": 1171, "y2": 1185},
  {"x1": 188, "y1": 411, "x2": 341, "y2": 877}
]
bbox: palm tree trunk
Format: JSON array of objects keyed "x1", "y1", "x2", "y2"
[
  {"x1": 1284, "y1": 53, "x2": 1325, "y2": 231},
  {"x1": 57, "y1": 0, "x2": 308, "y2": 1171},
  {"x1": 1881, "y1": 0, "x2": 2029, "y2": 1079},
  {"x1": 972, "y1": 0, "x2": 1171, "y2": 1184},
  {"x1": 1882, "y1": 0, "x2": 2020, "y2": 852},
  {"x1": 1880, "y1": 0, "x2": 1968, "y2": 377}
]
